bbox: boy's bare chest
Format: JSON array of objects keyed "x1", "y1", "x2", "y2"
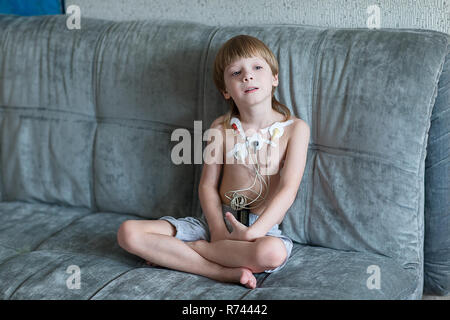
[
  {"x1": 220, "y1": 133, "x2": 287, "y2": 215},
  {"x1": 223, "y1": 130, "x2": 289, "y2": 176}
]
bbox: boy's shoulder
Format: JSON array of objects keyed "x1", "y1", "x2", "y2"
[
  {"x1": 210, "y1": 114, "x2": 227, "y2": 129},
  {"x1": 286, "y1": 116, "x2": 311, "y2": 144},
  {"x1": 288, "y1": 116, "x2": 310, "y2": 132}
]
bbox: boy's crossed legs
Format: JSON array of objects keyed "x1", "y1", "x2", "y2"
[
  {"x1": 185, "y1": 237, "x2": 287, "y2": 272},
  {"x1": 117, "y1": 219, "x2": 287, "y2": 289}
]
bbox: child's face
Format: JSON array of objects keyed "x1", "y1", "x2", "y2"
[{"x1": 222, "y1": 55, "x2": 278, "y2": 108}]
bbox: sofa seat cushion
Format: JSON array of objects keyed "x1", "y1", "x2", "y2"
[
  {"x1": 90, "y1": 266, "x2": 255, "y2": 300},
  {"x1": 244, "y1": 244, "x2": 420, "y2": 300},
  {"x1": 93, "y1": 243, "x2": 419, "y2": 300},
  {"x1": 0, "y1": 204, "x2": 256, "y2": 299},
  {"x1": 0, "y1": 247, "x2": 260, "y2": 300},
  {"x1": 34, "y1": 211, "x2": 265, "y2": 299},
  {"x1": 36, "y1": 211, "x2": 142, "y2": 264},
  {"x1": 0, "y1": 202, "x2": 419, "y2": 299},
  {"x1": 0, "y1": 250, "x2": 135, "y2": 299},
  {"x1": 0, "y1": 201, "x2": 91, "y2": 261}
]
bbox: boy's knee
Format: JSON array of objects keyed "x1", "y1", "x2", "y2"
[
  {"x1": 117, "y1": 220, "x2": 140, "y2": 251},
  {"x1": 254, "y1": 237, "x2": 287, "y2": 271}
]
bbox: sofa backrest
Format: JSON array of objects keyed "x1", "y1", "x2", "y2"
[
  {"x1": 0, "y1": 15, "x2": 448, "y2": 275},
  {"x1": 0, "y1": 15, "x2": 213, "y2": 219},
  {"x1": 424, "y1": 44, "x2": 450, "y2": 296},
  {"x1": 204, "y1": 26, "x2": 448, "y2": 271}
]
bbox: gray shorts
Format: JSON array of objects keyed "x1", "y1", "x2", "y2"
[{"x1": 159, "y1": 204, "x2": 293, "y2": 273}]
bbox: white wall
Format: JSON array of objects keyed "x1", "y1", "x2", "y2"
[{"x1": 65, "y1": 0, "x2": 449, "y2": 34}]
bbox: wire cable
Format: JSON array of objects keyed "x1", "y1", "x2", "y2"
[{"x1": 225, "y1": 139, "x2": 270, "y2": 211}]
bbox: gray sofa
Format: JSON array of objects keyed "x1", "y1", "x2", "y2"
[{"x1": 0, "y1": 14, "x2": 449, "y2": 300}]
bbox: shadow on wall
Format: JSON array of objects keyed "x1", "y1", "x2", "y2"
[{"x1": 0, "y1": 0, "x2": 65, "y2": 15}]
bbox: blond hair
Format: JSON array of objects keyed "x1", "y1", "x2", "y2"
[{"x1": 212, "y1": 34, "x2": 291, "y2": 129}]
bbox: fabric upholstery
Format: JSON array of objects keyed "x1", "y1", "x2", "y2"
[
  {"x1": 0, "y1": 14, "x2": 448, "y2": 299},
  {"x1": 424, "y1": 44, "x2": 450, "y2": 296}
]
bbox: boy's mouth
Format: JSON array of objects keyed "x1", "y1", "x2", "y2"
[{"x1": 244, "y1": 87, "x2": 258, "y2": 93}]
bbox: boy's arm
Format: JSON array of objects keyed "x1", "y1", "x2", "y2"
[
  {"x1": 199, "y1": 184, "x2": 228, "y2": 235},
  {"x1": 198, "y1": 117, "x2": 228, "y2": 236},
  {"x1": 247, "y1": 120, "x2": 310, "y2": 239}
]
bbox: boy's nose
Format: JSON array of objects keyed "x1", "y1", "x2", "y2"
[{"x1": 243, "y1": 74, "x2": 254, "y2": 81}]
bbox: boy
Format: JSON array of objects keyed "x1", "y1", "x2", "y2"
[{"x1": 117, "y1": 35, "x2": 310, "y2": 289}]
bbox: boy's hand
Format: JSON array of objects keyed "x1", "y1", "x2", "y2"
[{"x1": 224, "y1": 212, "x2": 257, "y2": 242}]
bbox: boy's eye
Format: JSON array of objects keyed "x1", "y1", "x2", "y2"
[{"x1": 231, "y1": 66, "x2": 262, "y2": 76}]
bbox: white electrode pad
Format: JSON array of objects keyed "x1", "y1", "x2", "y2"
[{"x1": 226, "y1": 117, "x2": 294, "y2": 161}]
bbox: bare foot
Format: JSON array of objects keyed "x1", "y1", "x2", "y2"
[
  {"x1": 239, "y1": 268, "x2": 257, "y2": 289},
  {"x1": 185, "y1": 241, "x2": 257, "y2": 289},
  {"x1": 222, "y1": 267, "x2": 257, "y2": 289}
]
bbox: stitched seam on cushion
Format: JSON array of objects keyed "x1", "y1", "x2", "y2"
[
  {"x1": 305, "y1": 29, "x2": 328, "y2": 245},
  {"x1": 6, "y1": 263, "x2": 52, "y2": 300},
  {"x1": 0, "y1": 106, "x2": 192, "y2": 131},
  {"x1": 33, "y1": 212, "x2": 91, "y2": 251},
  {"x1": 7, "y1": 254, "x2": 75, "y2": 300},
  {"x1": 191, "y1": 26, "x2": 219, "y2": 219},
  {"x1": 430, "y1": 106, "x2": 450, "y2": 121},
  {"x1": 254, "y1": 273, "x2": 270, "y2": 290},
  {"x1": 0, "y1": 105, "x2": 94, "y2": 118},
  {"x1": 312, "y1": 30, "x2": 328, "y2": 152},
  {"x1": 0, "y1": 243, "x2": 23, "y2": 268},
  {"x1": 90, "y1": 122, "x2": 98, "y2": 212},
  {"x1": 425, "y1": 154, "x2": 450, "y2": 170},
  {"x1": 13, "y1": 108, "x2": 433, "y2": 159},
  {"x1": 90, "y1": 21, "x2": 110, "y2": 214},
  {"x1": 201, "y1": 26, "x2": 219, "y2": 129},
  {"x1": 238, "y1": 287, "x2": 255, "y2": 300},
  {"x1": 427, "y1": 130, "x2": 450, "y2": 145},
  {"x1": 87, "y1": 267, "x2": 138, "y2": 300},
  {"x1": 30, "y1": 248, "x2": 142, "y2": 269},
  {"x1": 302, "y1": 152, "x2": 312, "y2": 243}
]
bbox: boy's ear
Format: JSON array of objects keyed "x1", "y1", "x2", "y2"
[
  {"x1": 222, "y1": 89, "x2": 231, "y2": 100},
  {"x1": 272, "y1": 73, "x2": 279, "y2": 87}
]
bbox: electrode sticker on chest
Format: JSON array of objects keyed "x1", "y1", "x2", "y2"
[
  {"x1": 225, "y1": 117, "x2": 294, "y2": 211},
  {"x1": 226, "y1": 117, "x2": 294, "y2": 161}
]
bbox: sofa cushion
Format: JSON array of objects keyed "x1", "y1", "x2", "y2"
[
  {"x1": 92, "y1": 20, "x2": 215, "y2": 219},
  {"x1": 424, "y1": 45, "x2": 450, "y2": 296},
  {"x1": 0, "y1": 201, "x2": 90, "y2": 255},
  {"x1": 0, "y1": 203, "x2": 257, "y2": 300},
  {"x1": 244, "y1": 244, "x2": 419, "y2": 300},
  {"x1": 0, "y1": 204, "x2": 419, "y2": 299},
  {"x1": 92, "y1": 244, "x2": 420, "y2": 300},
  {"x1": 0, "y1": 15, "x2": 106, "y2": 210},
  {"x1": 90, "y1": 266, "x2": 253, "y2": 300},
  {"x1": 36, "y1": 211, "x2": 142, "y2": 264},
  {"x1": 0, "y1": 250, "x2": 134, "y2": 300},
  {"x1": 0, "y1": 111, "x2": 97, "y2": 208},
  {"x1": 0, "y1": 247, "x2": 258, "y2": 300},
  {"x1": 0, "y1": 15, "x2": 214, "y2": 219},
  {"x1": 204, "y1": 26, "x2": 448, "y2": 277}
]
